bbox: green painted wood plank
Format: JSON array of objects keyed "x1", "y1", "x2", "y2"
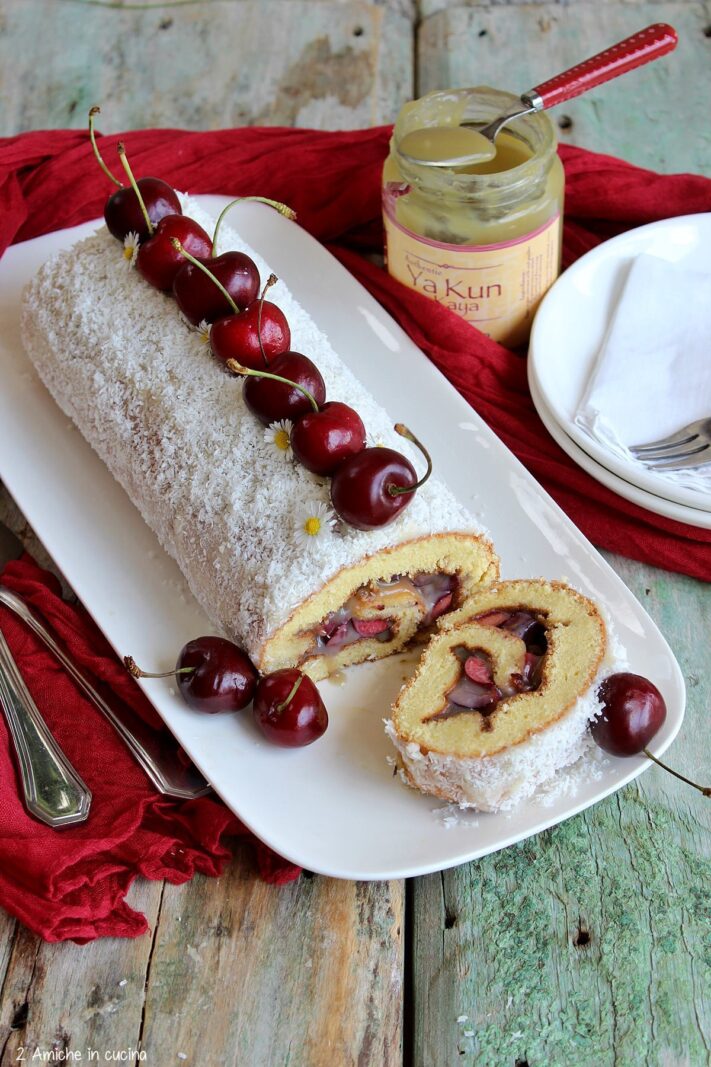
[
  {"x1": 418, "y1": 2, "x2": 711, "y2": 173},
  {"x1": 0, "y1": 0, "x2": 414, "y2": 135}
]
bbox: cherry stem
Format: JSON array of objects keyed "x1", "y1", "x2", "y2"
[
  {"x1": 117, "y1": 143, "x2": 153, "y2": 235},
  {"x1": 225, "y1": 359, "x2": 319, "y2": 413},
  {"x1": 211, "y1": 196, "x2": 297, "y2": 256},
  {"x1": 124, "y1": 655, "x2": 195, "y2": 680},
  {"x1": 170, "y1": 240, "x2": 239, "y2": 314},
  {"x1": 88, "y1": 106, "x2": 122, "y2": 187},
  {"x1": 257, "y1": 273, "x2": 278, "y2": 368},
  {"x1": 276, "y1": 674, "x2": 303, "y2": 714},
  {"x1": 643, "y1": 749, "x2": 711, "y2": 796},
  {"x1": 388, "y1": 423, "x2": 433, "y2": 496}
]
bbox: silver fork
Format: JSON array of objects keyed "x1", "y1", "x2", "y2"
[{"x1": 629, "y1": 418, "x2": 711, "y2": 471}]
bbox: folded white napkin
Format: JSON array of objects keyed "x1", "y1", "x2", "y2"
[{"x1": 575, "y1": 253, "x2": 711, "y2": 497}]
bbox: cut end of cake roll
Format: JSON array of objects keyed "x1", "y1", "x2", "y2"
[
  {"x1": 387, "y1": 579, "x2": 607, "y2": 811},
  {"x1": 260, "y1": 531, "x2": 499, "y2": 682}
]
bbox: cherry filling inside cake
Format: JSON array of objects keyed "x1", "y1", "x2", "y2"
[
  {"x1": 387, "y1": 580, "x2": 607, "y2": 811},
  {"x1": 306, "y1": 572, "x2": 458, "y2": 657},
  {"x1": 426, "y1": 610, "x2": 548, "y2": 727}
]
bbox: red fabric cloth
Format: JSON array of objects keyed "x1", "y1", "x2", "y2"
[
  {"x1": 1, "y1": 125, "x2": 710, "y2": 943},
  {"x1": 0, "y1": 555, "x2": 300, "y2": 943}
]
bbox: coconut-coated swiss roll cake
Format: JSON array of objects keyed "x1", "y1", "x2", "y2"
[
  {"x1": 387, "y1": 579, "x2": 607, "y2": 811},
  {"x1": 21, "y1": 196, "x2": 498, "y2": 679}
]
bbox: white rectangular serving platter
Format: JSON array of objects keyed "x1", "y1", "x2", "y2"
[{"x1": 0, "y1": 196, "x2": 685, "y2": 880}]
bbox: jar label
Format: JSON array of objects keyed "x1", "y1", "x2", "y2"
[{"x1": 383, "y1": 193, "x2": 560, "y2": 348}]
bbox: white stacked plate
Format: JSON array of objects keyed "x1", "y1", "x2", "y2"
[{"x1": 529, "y1": 214, "x2": 711, "y2": 530}]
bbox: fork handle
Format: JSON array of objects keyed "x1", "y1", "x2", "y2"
[
  {"x1": 522, "y1": 23, "x2": 678, "y2": 111},
  {"x1": 0, "y1": 625, "x2": 91, "y2": 827}
]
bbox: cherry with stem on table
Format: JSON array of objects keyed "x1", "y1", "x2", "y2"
[
  {"x1": 125, "y1": 636, "x2": 258, "y2": 714},
  {"x1": 591, "y1": 672, "x2": 710, "y2": 797}
]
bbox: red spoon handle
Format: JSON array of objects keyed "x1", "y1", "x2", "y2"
[{"x1": 525, "y1": 23, "x2": 678, "y2": 110}]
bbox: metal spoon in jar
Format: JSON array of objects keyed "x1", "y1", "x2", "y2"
[{"x1": 398, "y1": 23, "x2": 677, "y2": 168}]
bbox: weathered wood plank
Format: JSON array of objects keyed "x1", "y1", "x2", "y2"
[
  {"x1": 0, "y1": 913, "x2": 18, "y2": 1012},
  {"x1": 139, "y1": 845, "x2": 404, "y2": 1066},
  {"x1": 0, "y1": 0, "x2": 414, "y2": 135},
  {"x1": 411, "y1": 553, "x2": 711, "y2": 1067},
  {"x1": 0, "y1": 881, "x2": 163, "y2": 1063},
  {"x1": 417, "y1": 2, "x2": 711, "y2": 173}
]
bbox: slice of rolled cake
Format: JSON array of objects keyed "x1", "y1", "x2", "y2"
[
  {"x1": 387, "y1": 579, "x2": 606, "y2": 811},
  {"x1": 21, "y1": 196, "x2": 498, "y2": 680}
]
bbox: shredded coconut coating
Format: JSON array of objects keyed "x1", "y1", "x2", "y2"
[
  {"x1": 385, "y1": 600, "x2": 629, "y2": 812},
  {"x1": 385, "y1": 683, "x2": 604, "y2": 812},
  {"x1": 21, "y1": 196, "x2": 485, "y2": 662}
]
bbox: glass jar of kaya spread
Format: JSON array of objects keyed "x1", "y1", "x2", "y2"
[{"x1": 382, "y1": 87, "x2": 564, "y2": 348}]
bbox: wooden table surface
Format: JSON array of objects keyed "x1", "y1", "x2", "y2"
[{"x1": 1, "y1": 2, "x2": 709, "y2": 1065}]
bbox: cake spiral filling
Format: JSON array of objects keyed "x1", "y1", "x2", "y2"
[
  {"x1": 427, "y1": 610, "x2": 549, "y2": 725},
  {"x1": 387, "y1": 579, "x2": 607, "y2": 810},
  {"x1": 307, "y1": 572, "x2": 458, "y2": 657}
]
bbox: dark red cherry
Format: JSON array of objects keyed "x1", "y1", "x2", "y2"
[
  {"x1": 243, "y1": 352, "x2": 326, "y2": 425},
  {"x1": 173, "y1": 252, "x2": 260, "y2": 325},
  {"x1": 502, "y1": 611, "x2": 547, "y2": 654},
  {"x1": 210, "y1": 300, "x2": 291, "y2": 370},
  {"x1": 291, "y1": 402, "x2": 366, "y2": 475},
  {"x1": 591, "y1": 672, "x2": 666, "y2": 756},
  {"x1": 588, "y1": 673, "x2": 709, "y2": 798},
  {"x1": 136, "y1": 215, "x2": 212, "y2": 291},
  {"x1": 252, "y1": 669, "x2": 328, "y2": 747},
  {"x1": 330, "y1": 446, "x2": 416, "y2": 530},
  {"x1": 125, "y1": 637, "x2": 258, "y2": 713},
  {"x1": 175, "y1": 637, "x2": 258, "y2": 714},
  {"x1": 104, "y1": 178, "x2": 182, "y2": 243}
]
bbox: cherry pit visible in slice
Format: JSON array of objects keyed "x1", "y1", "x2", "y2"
[{"x1": 252, "y1": 669, "x2": 328, "y2": 747}]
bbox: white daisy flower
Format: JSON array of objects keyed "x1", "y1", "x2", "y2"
[
  {"x1": 294, "y1": 500, "x2": 336, "y2": 547},
  {"x1": 122, "y1": 231, "x2": 140, "y2": 268},
  {"x1": 196, "y1": 319, "x2": 212, "y2": 349},
  {"x1": 264, "y1": 419, "x2": 293, "y2": 462}
]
